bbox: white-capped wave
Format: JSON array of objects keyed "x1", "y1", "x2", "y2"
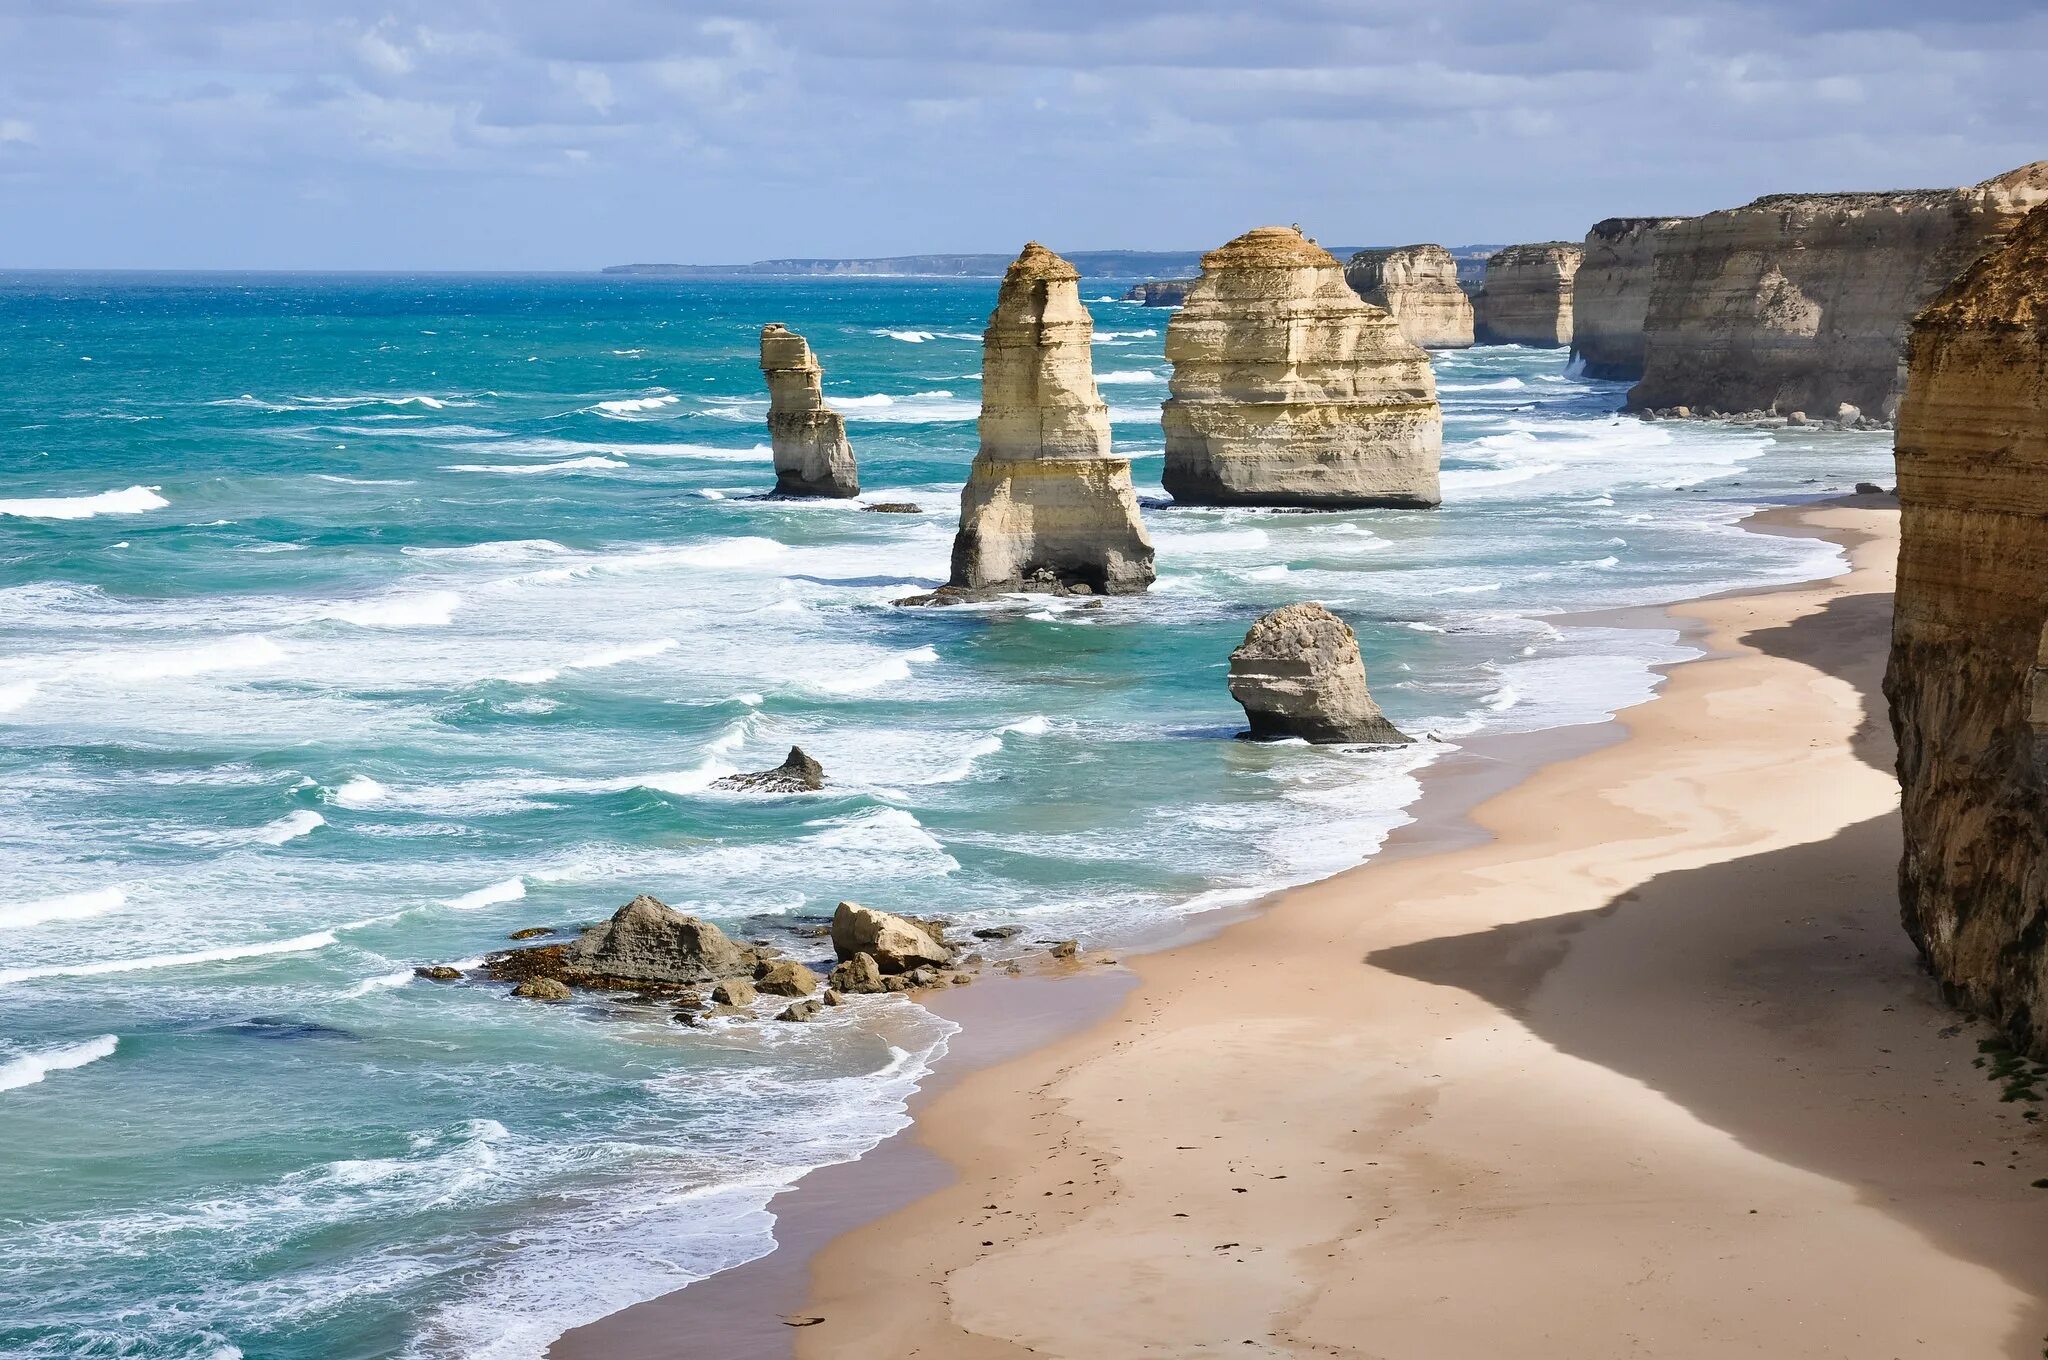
[
  {"x1": 0, "y1": 887, "x2": 126, "y2": 931},
  {"x1": 503, "y1": 637, "x2": 678, "y2": 684},
  {"x1": 313, "y1": 475, "x2": 418, "y2": 487},
  {"x1": 0, "y1": 681, "x2": 37, "y2": 713},
  {"x1": 1095, "y1": 369, "x2": 1163, "y2": 384},
  {"x1": 0, "y1": 1035, "x2": 118, "y2": 1093},
  {"x1": 1441, "y1": 377, "x2": 1528, "y2": 392},
  {"x1": 1000, "y1": 715, "x2": 1049, "y2": 735},
  {"x1": 0, "y1": 486, "x2": 168, "y2": 520},
  {"x1": 811, "y1": 645, "x2": 940, "y2": 694},
  {"x1": 594, "y1": 394, "x2": 681, "y2": 416},
  {"x1": 328, "y1": 591, "x2": 461, "y2": 629},
  {"x1": 254, "y1": 810, "x2": 326, "y2": 844},
  {"x1": 441, "y1": 877, "x2": 526, "y2": 910},
  {"x1": 213, "y1": 393, "x2": 469, "y2": 412},
  {"x1": 340, "y1": 970, "x2": 414, "y2": 999},
  {"x1": 0, "y1": 929, "x2": 337, "y2": 987},
  {"x1": 78, "y1": 635, "x2": 284, "y2": 682},
  {"x1": 329, "y1": 777, "x2": 389, "y2": 808},
  {"x1": 446, "y1": 457, "x2": 627, "y2": 475}
]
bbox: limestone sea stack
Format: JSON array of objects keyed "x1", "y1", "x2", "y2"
[
  {"x1": 1570, "y1": 217, "x2": 1689, "y2": 380},
  {"x1": 1228, "y1": 602, "x2": 1409, "y2": 744},
  {"x1": 759, "y1": 323, "x2": 858, "y2": 497},
  {"x1": 943, "y1": 243, "x2": 1155, "y2": 597},
  {"x1": 1886, "y1": 203, "x2": 2048, "y2": 1056},
  {"x1": 1162, "y1": 227, "x2": 1442, "y2": 509},
  {"x1": 1473, "y1": 243, "x2": 1582, "y2": 347},
  {"x1": 1343, "y1": 245, "x2": 1475, "y2": 349},
  {"x1": 1629, "y1": 162, "x2": 2048, "y2": 420}
]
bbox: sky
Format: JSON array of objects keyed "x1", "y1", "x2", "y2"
[{"x1": 0, "y1": 0, "x2": 2044, "y2": 270}]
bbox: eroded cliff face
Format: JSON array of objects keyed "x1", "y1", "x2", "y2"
[
  {"x1": 1474, "y1": 242, "x2": 1581, "y2": 347},
  {"x1": 944, "y1": 243, "x2": 1155, "y2": 596},
  {"x1": 1887, "y1": 203, "x2": 2048, "y2": 1056},
  {"x1": 1570, "y1": 217, "x2": 1688, "y2": 380},
  {"x1": 1343, "y1": 245, "x2": 1474, "y2": 349},
  {"x1": 759, "y1": 324, "x2": 859, "y2": 497},
  {"x1": 1162, "y1": 227, "x2": 1442, "y2": 509},
  {"x1": 1630, "y1": 163, "x2": 2048, "y2": 420}
]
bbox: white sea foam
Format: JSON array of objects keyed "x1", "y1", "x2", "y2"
[
  {"x1": 0, "y1": 887, "x2": 126, "y2": 931},
  {"x1": 330, "y1": 777, "x2": 389, "y2": 808},
  {"x1": 340, "y1": 970, "x2": 415, "y2": 999},
  {"x1": 0, "y1": 1035, "x2": 118, "y2": 1092},
  {"x1": 594, "y1": 394, "x2": 682, "y2": 416},
  {"x1": 329, "y1": 591, "x2": 461, "y2": 629},
  {"x1": 441, "y1": 877, "x2": 527, "y2": 910},
  {"x1": 1440, "y1": 377, "x2": 1528, "y2": 392},
  {"x1": 0, "y1": 486, "x2": 168, "y2": 520},
  {"x1": 78, "y1": 635, "x2": 284, "y2": 682},
  {"x1": 0, "y1": 929, "x2": 337, "y2": 987},
  {"x1": 503, "y1": 637, "x2": 678, "y2": 684},
  {"x1": 810, "y1": 645, "x2": 940, "y2": 694},
  {"x1": 253, "y1": 810, "x2": 326, "y2": 844},
  {"x1": 446, "y1": 457, "x2": 628, "y2": 475},
  {"x1": 1094, "y1": 369, "x2": 1163, "y2": 384},
  {"x1": 0, "y1": 681, "x2": 37, "y2": 713},
  {"x1": 1000, "y1": 715, "x2": 1049, "y2": 735}
]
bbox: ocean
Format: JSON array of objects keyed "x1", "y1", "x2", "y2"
[{"x1": 0, "y1": 271, "x2": 1895, "y2": 1358}]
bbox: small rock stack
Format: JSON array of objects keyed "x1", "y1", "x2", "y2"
[
  {"x1": 760, "y1": 323, "x2": 859, "y2": 497},
  {"x1": 1344, "y1": 244, "x2": 1475, "y2": 349},
  {"x1": 1228, "y1": 602, "x2": 1410, "y2": 745}
]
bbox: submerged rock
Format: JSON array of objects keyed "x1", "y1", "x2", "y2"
[
  {"x1": 1571, "y1": 217, "x2": 1691, "y2": 381},
  {"x1": 862, "y1": 502, "x2": 922, "y2": 514},
  {"x1": 830, "y1": 902, "x2": 952, "y2": 973},
  {"x1": 1888, "y1": 203, "x2": 2048, "y2": 1057},
  {"x1": 1163, "y1": 227, "x2": 1442, "y2": 509},
  {"x1": 415, "y1": 965, "x2": 462, "y2": 982},
  {"x1": 507, "y1": 926, "x2": 555, "y2": 941},
  {"x1": 1228, "y1": 602, "x2": 1410, "y2": 744},
  {"x1": 1474, "y1": 242, "x2": 1582, "y2": 347},
  {"x1": 711, "y1": 746, "x2": 825, "y2": 793},
  {"x1": 1343, "y1": 244, "x2": 1475, "y2": 349},
  {"x1": 760, "y1": 323, "x2": 859, "y2": 497},
  {"x1": 1629, "y1": 163, "x2": 2048, "y2": 420},
  {"x1": 484, "y1": 895, "x2": 765, "y2": 992},
  {"x1": 937, "y1": 243, "x2": 1155, "y2": 599},
  {"x1": 512, "y1": 978, "x2": 571, "y2": 1002}
]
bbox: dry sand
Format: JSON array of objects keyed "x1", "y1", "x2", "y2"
[{"x1": 780, "y1": 502, "x2": 2048, "y2": 1359}]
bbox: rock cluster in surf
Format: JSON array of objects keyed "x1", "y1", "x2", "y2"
[
  {"x1": 922, "y1": 242, "x2": 1155, "y2": 601},
  {"x1": 1571, "y1": 217, "x2": 1690, "y2": 381},
  {"x1": 1628, "y1": 162, "x2": 2048, "y2": 421},
  {"x1": 1473, "y1": 243, "x2": 1582, "y2": 347},
  {"x1": 1343, "y1": 245, "x2": 1475, "y2": 349},
  {"x1": 1228, "y1": 602, "x2": 1410, "y2": 745},
  {"x1": 760, "y1": 323, "x2": 860, "y2": 497},
  {"x1": 711, "y1": 745, "x2": 826, "y2": 793},
  {"x1": 1887, "y1": 203, "x2": 2048, "y2": 1058},
  {"x1": 1161, "y1": 226, "x2": 1443, "y2": 509}
]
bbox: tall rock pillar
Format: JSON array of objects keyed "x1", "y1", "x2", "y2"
[{"x1": 760, "y1": 323, "x2": 859, "y2": 498}]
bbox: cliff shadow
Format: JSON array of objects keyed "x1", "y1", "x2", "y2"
[{"x1": 1369, "y1": 587, "x2": 2048, "y2": 1356}]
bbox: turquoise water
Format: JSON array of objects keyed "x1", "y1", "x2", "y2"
[{"x1": 0, "y1": 272, "x2": 1894, "y2": 1357}]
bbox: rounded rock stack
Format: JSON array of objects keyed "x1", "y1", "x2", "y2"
[
  {"x1": 944, "y1": 242, "x2": 1156, "y2": 597},
  {"x1": 1344, "y1": 244, "x2": 1475, "y2": 349},
  {"x1": 1162, "y1": 226, "x2": 1443, "y2": 509},
  {"x1": 760, "y1": 323, "x2": 859, "y2": 498},
  {"x1": 1228, "y1": 602, "x2": 1410, "y2": 744}
]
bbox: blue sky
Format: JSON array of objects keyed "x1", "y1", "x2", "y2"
[{"x1": 0, "y1": 0, "x2": 2042, "y2": 269}]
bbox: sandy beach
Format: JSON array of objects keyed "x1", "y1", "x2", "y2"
[{"x1": 762, "y1": 498, "x2": 2048, "y2": 1359}]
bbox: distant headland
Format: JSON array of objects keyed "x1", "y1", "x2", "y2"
[{"x1": 602, "y1": 247, "x2": 1500, "y2": 280}]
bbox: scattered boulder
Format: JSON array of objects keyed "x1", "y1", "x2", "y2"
[
  {"x1": 483, "y1": 895, "x2": 765, "y2": 993},
  {"x1": 829, "y1": 952, "x2": 887, "y2": 994},
  {"x1": 822, "y1": 988, "x2": 843, "y2": 1006},
  {"x1": 1228, "y1": 602, "x2": 1410, "y2": 744},
  {"x1": 711, "y1": 746, "x2": 825, "y2": 794},
  {"x1": 754, "y1": 959, "x2": 821, "y2": 997},
  {"x1": 972, "y1": 925, "x2": 1022, "y2": 940},
  {"x1": 512, "y1": 978, "x2": 571, "y2": 1002},
  {"x1": 414, "y1": 965, "x2": 462, "y2": 982},
  {"x1": 830, "y1": 901, "x2": 953, "y2": 973},
  {"x1": 776, "y1": 999, "x2": 824, "y2": 1022},
  {"x1": 1049, "y1": 940, "x2": 1080, "y2": 961},
  {"x1": 711, "y1": 978, "x2": 757, "y2": 1007},
  {"x1": 1855, "y1": 481, "x2": 1885, "y2": 495}
]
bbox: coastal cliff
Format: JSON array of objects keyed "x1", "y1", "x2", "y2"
[
  {"x1": 759, "y1": 324, "x2": 859, "y2": 497},
  {"x1": 1630, "y1": 163, "x2": 2048, "y2": 419},
  {"x1": 1343, "y1": 245, "x2": 1475, "y2": 349},
  {"x1": 1887, "y1": 204, "x2": 2048, "y2": 1056},
  {"x1": 1162, "y1": 227, "x2": 1442, "y2": 509},
  {"x1": 1570, "y1": 217, "x2": 1688, "y2": 380},
  {"x1": 941, "y1": 243, "x2": 1155, "y2": 596},
  {"x1": 1474, "y1": 242, "x2": 1581, "y2": 347}
]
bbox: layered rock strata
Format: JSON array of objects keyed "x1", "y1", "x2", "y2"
[
  {"x1": 1228, "y1": 602, "x2": 1410, "y2": 744},
  {"x1": 939, "y1": 243, "x2": 1155, "y2": 597},
  {"x1": 1343, "y1": 245, "x2": 1475, "y2": 349},
  {"x1": 760, "y1": 323, "x2": 859, "y2": 497},
  {"x1": 1570, "y1": 217, "x2": 1689, "y2": 380},
  {"x1": 1473, "y1": 243, "x2": 1582, "y2": 347},
  {"x1": 1886, "y1": 203, "x2": 2048, "y2": 1056},
  {"x1": 1162, "y1": 227, "x2": 1442, "y2": 509},
  {"x1": 1629, "y1": 163, "x2": 2048, "y2": 419}
]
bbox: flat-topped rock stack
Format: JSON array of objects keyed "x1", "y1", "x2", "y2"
[
  {"x1": 1886, "y1": 203, "x2": 2048, "y2": 1057},
  {"x1": 1473, "y1": 242, "x2": 1582, "y2": 347},
  {"x1": 1162, "y1": 226, "x2": 1442, "y2": 509},
  {"x1": 1628, "y1": 162, "x2": 2048, "y2": 420},
  {"x1": 936, "y1": 242, "x2": 1155, "y2": 599},
  {"x1": 759, "y1": 323, "x2": 859, "y2": 497},
  {"x1": 1343, "y1": 245, "x2": 1475, "y2": 349},
  {"x1": 1570, "y1": 217, "x2": 1690, "y2": 380}
]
